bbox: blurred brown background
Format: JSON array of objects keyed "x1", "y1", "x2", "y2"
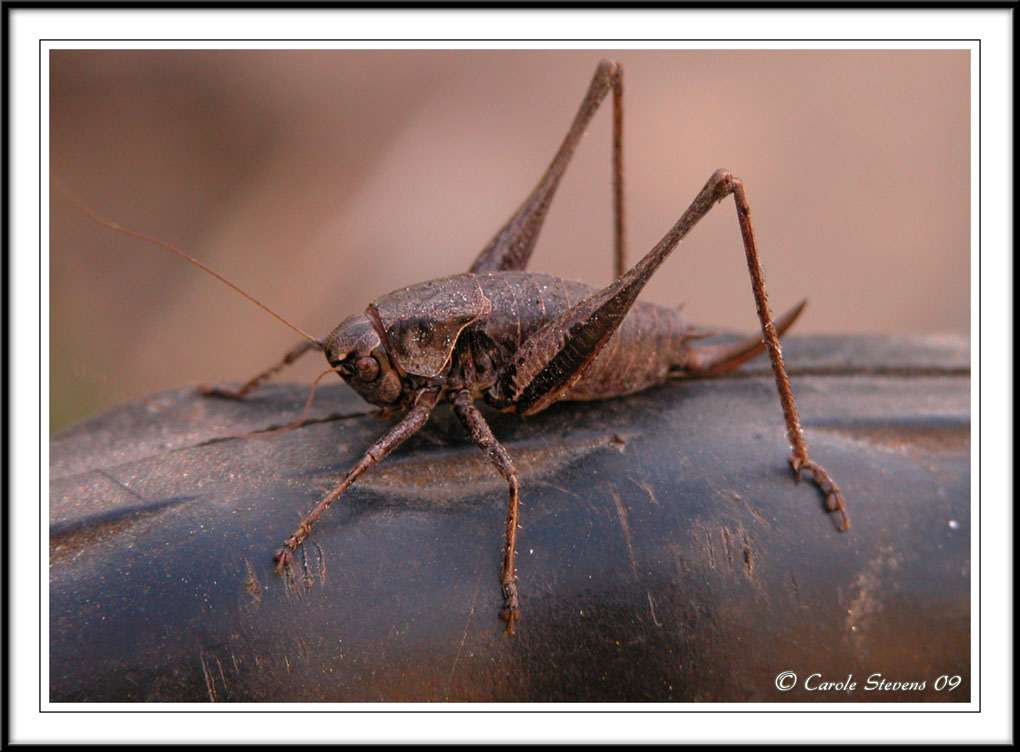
[{"x1": 50, "y1": 49, "x2": 970, "y2": 431}]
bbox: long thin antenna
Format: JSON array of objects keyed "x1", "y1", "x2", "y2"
[{"x1": 54, "y1": 177, "x2": 323, "y2": 346}]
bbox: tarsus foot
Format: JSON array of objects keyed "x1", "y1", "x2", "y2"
[
  {"x1": 500, "y1": 583, "x2": 522, "y2": 634},
  {"x1": 790, "y1": 456, "x2": 850, "y2": 531}
]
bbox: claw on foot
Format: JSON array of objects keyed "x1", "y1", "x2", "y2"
[
  {"x1": 788, "y1": 454, "x2": 804, "y2": 482},
  {"x1": 500, "y1": 606, "x2": 522, "y2": 634},
  {"x1": 273, "y1": 546, "x2": 293, "y2": 574},
  {"x1": 828, "y1": 491, "x2": 851, "y2": 532}
]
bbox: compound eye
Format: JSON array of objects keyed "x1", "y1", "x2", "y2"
[{"x1": 356, "y1": 356, "x2": 380, "y2": 382}]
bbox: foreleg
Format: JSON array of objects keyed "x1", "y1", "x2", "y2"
[
  {"x1": 273, "y1": 386, "x2": 441, "y2": 570},
  {"x1": 201, "y1": 340, "x2": 323, "y2": 399}
]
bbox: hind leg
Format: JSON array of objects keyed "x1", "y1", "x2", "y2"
[
  {"x1": 498, "y1": 169, "x2": 849, "y2": 529},
  {"x1": 469, "y1": 60, "x2": 626, "y2": 279}
]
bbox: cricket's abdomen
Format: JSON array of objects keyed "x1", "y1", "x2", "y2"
[
  {"x1": 469, "y1": 271, "x2": 693, "y2": 405},
  {"x1": 561, "y1": 297, "x2": 692, "y2": 401}
]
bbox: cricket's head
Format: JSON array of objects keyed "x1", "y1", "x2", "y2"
[{"x1": 323, "y1": 313, "x2": 409, "y2": 407}]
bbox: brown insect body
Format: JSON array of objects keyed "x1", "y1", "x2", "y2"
[
  {"x1": 274, "y1": 60, "x2": 848, "y2": 635},
  {"x1": 337, "y1": 269, "x2": 805, "y2": 417},
  {"x1": 340, "y1": 270, "x2": 698, "y2": 412},
  {"x1": 64, "y1": 60, "x2": 847, "y2": 634}
]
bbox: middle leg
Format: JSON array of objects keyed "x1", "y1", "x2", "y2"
[{"x1": 451, "y1": 390, "x2": 522, "y2": 633}]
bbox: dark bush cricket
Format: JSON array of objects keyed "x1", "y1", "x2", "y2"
[{"x1": 63, "y1": 60, "x2": 849, "y2": 634}]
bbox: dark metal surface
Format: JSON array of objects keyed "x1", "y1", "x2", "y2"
[{"x1": 49, "y1": 335, "x2": 970, "y2": 702}]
